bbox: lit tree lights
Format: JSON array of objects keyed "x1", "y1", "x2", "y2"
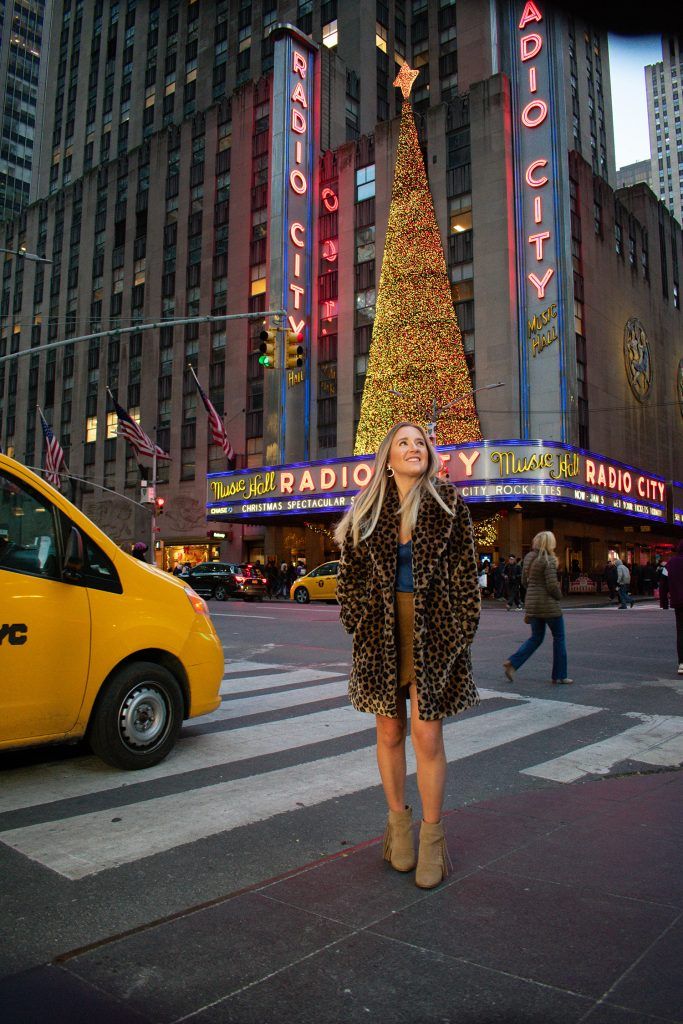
[{"x1": 354, "y1": 62, "x2": 482, "y2": 456}]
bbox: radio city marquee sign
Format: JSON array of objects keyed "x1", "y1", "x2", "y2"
[
  {"x1": 206, "y1": 441, "x2": 667, "y2": 523},
  {"x1": 509, "y1": 0, "x2": 572, "y2": 441},
  {"x1": 265, "y1": 26, "x2": 318, "y2": 465}
]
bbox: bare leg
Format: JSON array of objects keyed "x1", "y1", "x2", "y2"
[
  {"x1": 409, "y1": 684, "x2": 446, "y2": 823},
  {"x1": 375, "y1": 698, "x2": 408, "y2": 812}
]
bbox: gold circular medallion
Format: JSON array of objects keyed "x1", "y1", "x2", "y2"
[{"x1": 623, "y1": 317, "x2": 652, "y2": 402}]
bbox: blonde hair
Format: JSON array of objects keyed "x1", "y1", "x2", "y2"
[
  {"x1": 334, "y1": 421, "x2": 454, "y2": 548},
  {"x1": 532, "y1": 530, "x2": 557, "y2": 562}
]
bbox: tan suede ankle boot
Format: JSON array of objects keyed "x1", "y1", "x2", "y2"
[
  {"x1": 415, "y1": 819, "x2": 450, "y2": 889},
  {"x1": 383, "y1": 806, "x2": 416, "y2": 872}
]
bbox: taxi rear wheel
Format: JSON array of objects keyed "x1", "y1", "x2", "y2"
[
  {"x1": 293, "y1": 587, "x2": 310, "y2": 603},
  {"x1": 89, "y1": 663, "x2": 184, "y2": 770}
]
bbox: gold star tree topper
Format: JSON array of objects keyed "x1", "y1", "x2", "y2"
[{"x1": 393, "y1": 61, "x2": 420, "y2": 99}]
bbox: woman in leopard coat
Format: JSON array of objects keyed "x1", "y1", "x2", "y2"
[{"x1": 335, "y1": 422, "x2": 480, "y2": 888}]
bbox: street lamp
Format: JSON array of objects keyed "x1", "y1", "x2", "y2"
[{"x1": 0, "y1": 246, "x2": 52, "y2": 264}]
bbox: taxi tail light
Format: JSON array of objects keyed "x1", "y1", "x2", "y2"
[{"x1": 184, "y1": 586, "x2": 209, "y2": 615}]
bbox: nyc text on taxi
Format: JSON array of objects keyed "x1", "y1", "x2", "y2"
[{"x1": 0, "y1": 455, "x2": 223, "y2": 769}]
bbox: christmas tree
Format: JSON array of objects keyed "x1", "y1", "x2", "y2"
[{"x1": 354, "y1": 62, "x2": 482, "y2": 456}]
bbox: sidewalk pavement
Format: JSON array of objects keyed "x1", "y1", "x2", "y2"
[
  {"x1": 3, "y1": 770, "x2": 681, "y2": 1024},
  {"x1": 486, "y1": 594, "x2": 659, "y2": 610}
]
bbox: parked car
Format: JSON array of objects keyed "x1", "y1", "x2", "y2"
[
  {"x1": 238, "y1": 563, "x2": 267, "y2": 601},
  {"x1": 290, "y1": 560, "x2": 339, "y2": 603},
  {"x1": 0, "y1": 453, "x2": 223, "y2": 770},
  {"x1": 185, "y1": 561, "x2": 267, "y2": 601}
]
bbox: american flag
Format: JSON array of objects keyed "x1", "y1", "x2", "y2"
[
  {"x1": 38, "y1": 407, "x2": 66, "y2": 487},
  {"x1": 109, "y1": 393, "x2": 171, "y2": 461},
  {"x1": 190, "y1": 366, "x2": 235, "y2": 461}
]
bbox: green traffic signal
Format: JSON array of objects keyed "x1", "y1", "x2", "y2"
[{"x1": 259, "y1": 328, "x2": 277, "y2": 369}]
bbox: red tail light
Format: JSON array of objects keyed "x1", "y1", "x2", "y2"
[{"x1": 234, "y1": 574, "x2": 246, "y2": 583}]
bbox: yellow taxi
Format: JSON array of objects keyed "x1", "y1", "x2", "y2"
[
  {"x1": 0, "y1": 453, "x2": 223, "y2": 770},
  {"x1": 290, "y1": 560, "x2": 339, "y2": 603}
]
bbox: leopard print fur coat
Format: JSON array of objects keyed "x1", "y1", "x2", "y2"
[{"x1": 337, "y1": 478, "x2": 480, "y2": 720}]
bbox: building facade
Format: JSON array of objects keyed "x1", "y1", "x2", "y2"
[
  {"x1": 0, "y1": 0, "x2": 681, "y2": 580},
  {"x1": 616, "y1": 159, "x2": 652, "y2": 191},
  {"x1": 645, "y1": 34, "x2": 683, "y2": 226},
  {"x1": 0, "y1": 0, "x2": 52, "y2": 224}
]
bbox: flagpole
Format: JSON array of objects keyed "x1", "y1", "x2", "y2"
[{"x1": 151, "y1": 445, "x2": 157, "y2": 560}]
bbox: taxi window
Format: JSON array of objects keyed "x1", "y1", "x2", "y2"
[
  {"x1": 53, "y1": 510, "x2": 122, "y2": 593},
  {"x1": 81, "y1": 532, "x2": 121, "y2": 591},
  {"x1": 0, "y1": 470, "x2": 61, "y2": 580},
  {"x1": 316, "y1": 563, "x2": 335, "y2": 577}
]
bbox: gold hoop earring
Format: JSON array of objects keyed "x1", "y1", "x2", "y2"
[{"x1": 386, "y1": 466, "x2": 395, "y2": 477}]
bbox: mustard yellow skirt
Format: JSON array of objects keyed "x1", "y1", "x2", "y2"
[{"x1": 395, "y1": 590, "x2": 415, "y2": 690}]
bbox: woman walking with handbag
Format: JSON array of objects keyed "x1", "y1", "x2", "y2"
[
  {"x1": 335, "y1": 422, "x2": 480, "y2": 889},
  {"x1": 503, "y1": 531, "x2": 573, "y2": 686}
]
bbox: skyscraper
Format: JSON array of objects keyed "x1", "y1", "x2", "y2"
[
  {"x1": 0, "y1": 0, "x2": 52, "y2": 223},
  {"x1": 646, "y1": 34, "x2": 683, "y2": 225},
  {"x1": 616, "y1": 159, "x2": 653, "y2": 191}
]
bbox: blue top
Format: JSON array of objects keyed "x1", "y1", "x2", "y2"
[{"x1": 395, "y1": 540, "x2": 414, "y2": 593}]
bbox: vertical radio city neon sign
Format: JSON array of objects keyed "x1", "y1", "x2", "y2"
[
  {"x1": 268, "y1": 27, "x2": 317, "y2": 463},
  {"x1": 287, "y1": 47, "x2": 311, "y2": 348},
  {"x1": 519, "y1": 1, "x2": 555, "y2": 337},
  {"x1": 512, "y1": 0, "x2": 569, "y2": 440}
]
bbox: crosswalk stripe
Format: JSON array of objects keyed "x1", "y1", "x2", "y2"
[
  {"x1": 220, "y1": 667, "x2": 344, "y2": 696},
  {"x1": 521, "y1": 713, "x2": 683, "y2": 782},
  {"x1": 206, "y1": 682, "x2": 519, "y2": 724},
  {"x1": 209, "y1": 680, "x2": 348, "y2": 720},
  {"x1": 223, "y1": 660, "x2": 288, "y2": 674},
  {"x1": 0, "y1": 697, "x2": 600, "y2": 878}
]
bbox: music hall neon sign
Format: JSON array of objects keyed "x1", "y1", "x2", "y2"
[{"x1": 206, "y1": 442, "x2": 668, "y2": 523}]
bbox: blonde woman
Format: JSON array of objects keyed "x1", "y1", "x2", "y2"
[
  {"x1": 335, "y1": 422, "x2": 480, "y2": 889},
  {"x1": 503, "y1": 531, "x2": 573, "y2": 685}
]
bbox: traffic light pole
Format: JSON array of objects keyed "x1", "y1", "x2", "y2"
[
  {"x1": 150, "y1": 447, "x2": 157, "y2": 557},
  {"x1": 0, "y1": 310, "x2": 288, "y2": 365}
]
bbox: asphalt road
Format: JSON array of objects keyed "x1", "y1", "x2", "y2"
[{"x1": 1, "y1": 598, "x2": 681, "y2": 982}]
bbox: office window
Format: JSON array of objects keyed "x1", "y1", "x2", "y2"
[
  {"x1": 356, "y1": 165, "x2": 376, "y2": 202},
  {"x1": 323, "y1": 20, "x2": 338, "y2": 48}
]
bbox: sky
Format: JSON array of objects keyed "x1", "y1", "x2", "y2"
[{"x1": 607, "y1": 34, "x2": 663, "y2": 169}]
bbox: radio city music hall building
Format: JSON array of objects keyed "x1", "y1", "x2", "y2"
[{"x1": 0, "y1": 1, "x2": 681, "y2": 577}]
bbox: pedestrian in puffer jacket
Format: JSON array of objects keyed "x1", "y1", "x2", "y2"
[{"x1": 503, "y1": 531, "x2": 572, "y2": 686}]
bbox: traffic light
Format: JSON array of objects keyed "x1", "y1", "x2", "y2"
[
  {"x1": 285, "y1": 330, "x2": 305, "y2": 369},
  {"x1": 258, "y1": 328, "x2": 276, "y2": 368},
  {"x1": 154, "y1": 495, "x2": 165, "y2": 515}
]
